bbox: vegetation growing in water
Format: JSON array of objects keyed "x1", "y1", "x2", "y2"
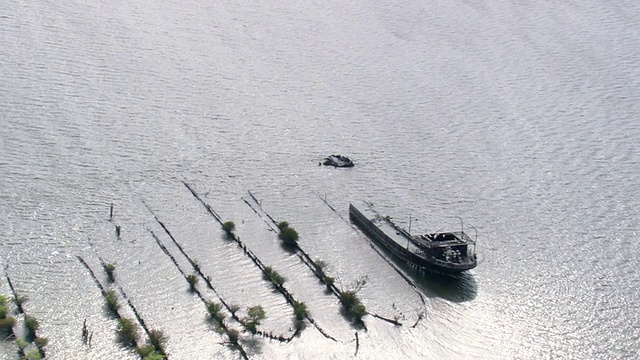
[
  {"x1": 314, "y1": 260, "x2": 327, "y2": 276},
  {"x1": 25, "y1": 348, "x2": 42, "y2": 360},
  {"x1": 205, "y1": 301, "x2": 225, "y2": 323},
  {"x1": 24, "y1": 315, "x2": 40, "y2": 339},
  {"x1": 186, "y1": 274, "x2": 199, "y2": 291},
  {"x1": 136, "y1": 345, "x2": 164, "y2": 360},
  {"x1": 338, "y1": 276, "x2": 368, "y2": 321},
  {"x1": 134, "y1": 329, "x2": 167, "y2": 359},
  {"x1": 104, "y1": 263, "x2": 116, "y2": 282},
  {"x1": 147, "y1": 329, "x2": 168, "y2": 356},
  {"x1": 323, "y1": 275, "x2": 335, "y2": 289},
  {"x1": 292, "y1": 301, "x2": 308, "y2": 320},
  {"x1": 279, "y1": 226, "x2": 299, "y2": 247},
  {"x1": 338, "y1": 291, "x2": 366, "y2": 320},
  {"x1": 0, "y1": 296, "x2": 16, "y2": 336},
  {"x1": 0, "y1": 295, "x2": 7, "y2": 319},
  {"x1": 242, "y1": 305, "x2": 266, "y2": 334},
  {"x1": 0, "y1": 316, "x2": 16, "y2": 333},
  {"x1": 263, "y1": 266, "x2": 286, "y2": 287},
  {"x1": 293, "y1": 300, "x2": 308, "y2": 329},
  {"x1": 222, "y1": 221, "x2": 236, "y2": 236},
  {"x1": 104, "y1": 290, "x2": 120, "y2": 314},
  {"x1": 116, "y1": 318, "x2": 139, "y2": 347},
  {"x1": 35, "y1": 337, "x2": 48, "y2": 355},
  {"x1": 312, "y1": 259, "x2": 335, "y2": 289}
]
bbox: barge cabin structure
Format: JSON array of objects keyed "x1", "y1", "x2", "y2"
[{"x1": 349, "y1": 201, "x2": 477, "y2": 275}]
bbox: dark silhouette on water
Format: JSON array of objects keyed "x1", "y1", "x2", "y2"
[
  {"x1": 350, "y1": 201, "x2": 477, "y2": 275},
  {"x1": 322, "y1": 155, "x2": 354, "y2": 168}
]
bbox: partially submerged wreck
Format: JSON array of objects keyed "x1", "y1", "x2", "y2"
[
  {"x1": 323, "y1": 155, "x2": 354, "y2": 168},
  {"x1": 349, "y1": 201, "x2": 477, "y2": 275}
]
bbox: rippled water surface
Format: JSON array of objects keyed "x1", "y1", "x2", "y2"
[{"x1": 1, "y1": 1, "x2": 639, "y2": 359}]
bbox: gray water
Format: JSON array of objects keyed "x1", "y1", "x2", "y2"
[{"x1": 1, "y1": 1, "x2": 639, "y2": 359}]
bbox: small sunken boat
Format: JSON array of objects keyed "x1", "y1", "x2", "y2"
[
  {"x1": 323, "y1": 154, "x2": 354, "y2": 168},
  {"x1": 349, "y1": 201, "x2": 477, "y2": 275}
]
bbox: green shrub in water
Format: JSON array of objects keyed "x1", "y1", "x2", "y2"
[
  {"x1": 222, "y1": 221, "x2": 236, "y2": 236},
  {"x1": 279, "y1": 227, "x2": 299, "y2": 246},
  {"x1": 104, "y1": 290, "x2": 120, "y2": 314},
  {"x1": 104, "y1": 263, "x2": 116, "y2": 282},
  {"x1": 186, "y1": 275, "x2": 199, "y2": 291},
  {"x1": 0, "y1": 316, "x2": 16, "y2": 333},
  {"x1": 293, "y1": 301, "x2": 308, "y2": 320},
  {"x1": 24, "y1": 315, "x2": 40, "y2": 337},
  {"x1": 116, "y1": 318, "x2": 139, "y2": 347}
]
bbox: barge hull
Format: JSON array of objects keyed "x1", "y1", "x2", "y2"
[{"x1": 349, "y1": 201, "x2": 475, "y2": 275}]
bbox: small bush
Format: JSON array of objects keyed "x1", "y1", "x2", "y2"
[
  {"x1": 292, "y1": 301, "x2": 308, "y2": 320},
  {"x1": 339, "y1": 291, "x2": 366, "y2": 321},
  {"x1": 0, "y1": 316, "x2": 16, "y2": 332},
  {"x1": 186, "y1": 275, "x2": 199, "y2": 291},
  {"x1": 137, "y1": 344, "x2": 167, "y2": 359},
  {"x1": 16, "y1": 338, "x2": 28, "y2": 351},
  {"x1": 323, "y1": 276, "x2": 335, "y2": 288},
  {"x1": 104, "y1": 290, "x2": 120, "y2": 314},
  {"x1": 206, "y1": 301, "x2": 224, "y2": 322},
  {"x1": 143, "y1": 352, "x2": 165, "y2": 360},
  {"x1": 148, "y1": 329, "x2": 168, "y2": 354},
  {"x1": 104, "y1": 263, "x2": 116, "y2": 282},
  {"x1": 279, "y1": 227, "x2": 299, "y2": 246},
  {"x1": 35, "y1": 337, "x2": 48, "y2": 350},
  {"x1": 222, "y1": 221, "x2": 236, "y2": 235},
  {"x1": 314, "y1": 260, "x2": 327, "y2": 276},
  {"x1": 351, "y1": 303, "x2": 367, "y2": 320},
  {"x1": 244, "y1": 321, "x2": 257, "y2": 334},
  {"x1": 339, "y1": 291, "x2": 358, "y2": 308},
  {"x1": 243, "y1": 305, "x2": 266, "y2": 334},
  {"x1": 0, "y1": 304, "x2": 6, "y2": 319},
  {"x1": 277, "y1": 221, "x2": 289, "y2": 230},
  {"x1": 116, "y1": 318, "x2": 139, "y2": 347},
  {"x1": 0, "y1": 295, "x2": 6, "y2": 306},
  {"x1": 246, "y1": 306, "x2": 266, "y2": 324},
  {"x1": 136, "y1": 345, "x2": 156, "y2": 357},
  {"x1": 25, "y1": 315, "x2": 40, "y2": 336},
  {"x1": 263, "y1": 266, "x2": 286, "y2": 286},
  {"x1": 25, "y1": 348, "x2": 41, "y2": 360}
]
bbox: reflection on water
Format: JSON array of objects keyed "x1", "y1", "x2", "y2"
[
  {"x1": 411, "y1": 270, "x2": 478, "y2": 303},
  {"x1": 363, "y1": 233, "x2": 478, "y2": 303}
]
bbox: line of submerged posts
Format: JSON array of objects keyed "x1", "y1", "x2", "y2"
[
  {"x1": 1, "y1": 269, "x2": 48, "y2": 359},
  {"x1": 146, "y1": 202, "x2": 302, "y2": 359},
  {"x1": 242, "y1": 194, "x2": 379, "y2": 327},
  {"x1": 146, "y1": 229, "x2": 249, "y2": 359},
  {"x1": 110, "y1": 203, "x2": 260, "y2": 360},
  {"x1": 105, "y1": 205, "x2": 172, "y2": 359},
  {"x1": 182, "y1": 182, "x2": 340, "y2": 341},
  {"x1": 274, "y1": 221, "x2": 372, "y2": 326},
  {"x1": 77, "y1": 255, "x2": 169, "y2": 360}
]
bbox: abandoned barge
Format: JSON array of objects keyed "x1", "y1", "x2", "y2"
[{"x1": 349, "y1": 201, "x2": 477, "y2": 275}]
